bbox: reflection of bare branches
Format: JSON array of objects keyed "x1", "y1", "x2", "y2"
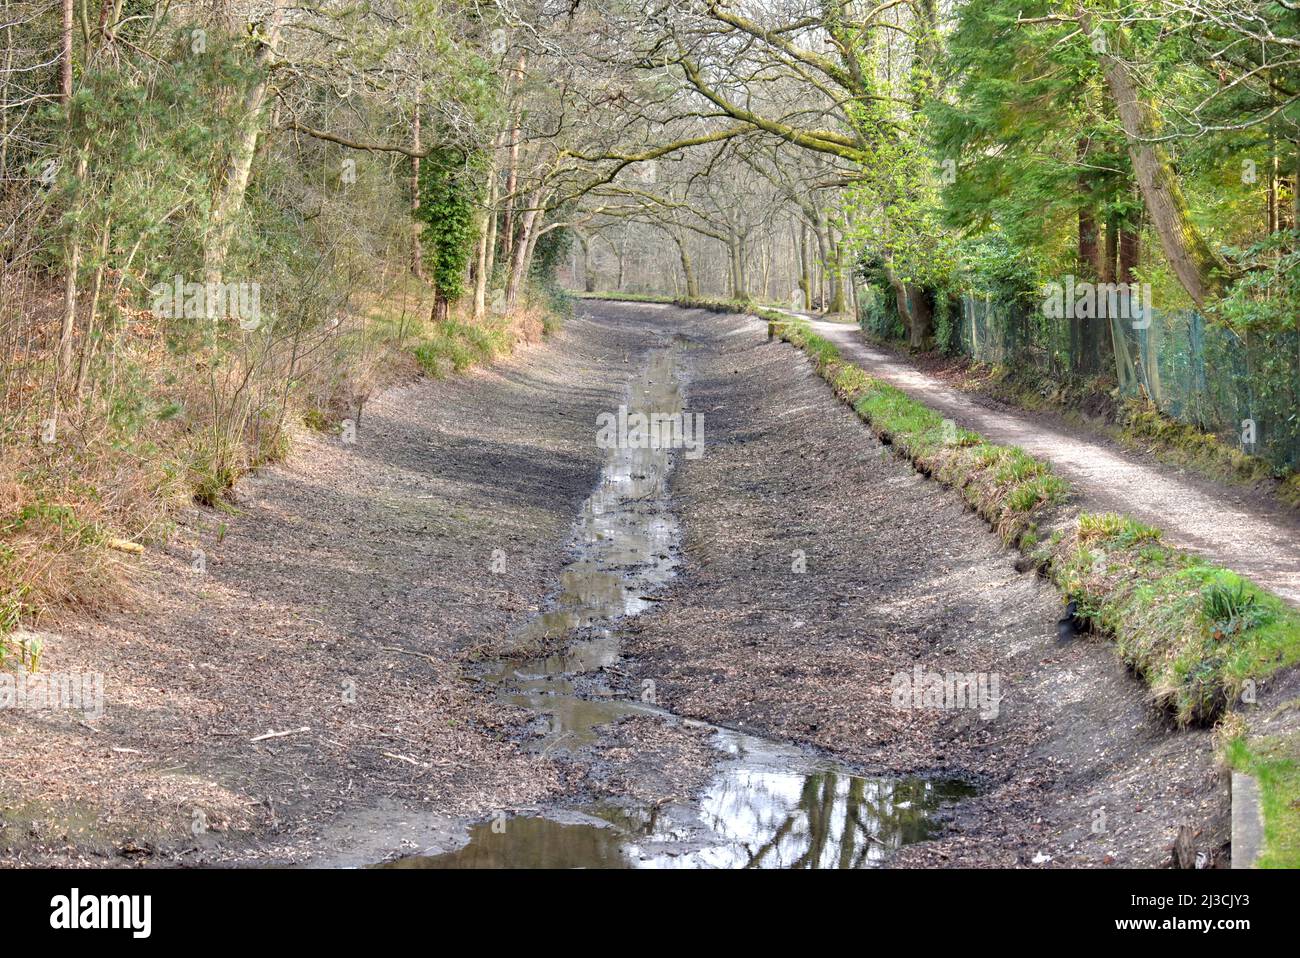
[
  {"x1": 745, "y1": 810, "x2": 801, "y2": 869},
  {"x1": 792, "y1": 773, "x2": 837, "y2": 868},
  {"x1": 837, "y1": 777, "x2": 865, "y2": 869}
]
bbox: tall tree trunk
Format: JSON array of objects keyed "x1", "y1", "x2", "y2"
[
  {"x1": 1078, "y1": 209, "x2": 1101, "y2": 277},
  {"x1": 812, "y1": 217, "x2": 829, "y2": 311},
  {"x1": 797, "y1": 223, "x2": 811, "y2": 308},
  {"x1": 75, "y1": 217, "x2": 111, "y2": 398},
  {"x1": 59, "y1": 0, "x2": 72, "y2": 104},
  {"x1": 57, "y1": 148, "x2": 88, "y2": 383},
  {"x1": 520, "y1": 217, "x2": 543, "y2": 288},
  {"x1": 1084, "y1": 14, "x2": 1231, "y2": 306},
  {"x1": 728, "y1": 233, "x2": 744, "y2": 299},
  {"x1": 204, "y1": 0, "x2": 286, "y2": 287},
  {"x1": 583, "y1": 238, "x2": 596, "y2": 292},
  {"x1": 55, "y1": 0, "x2": 77, "y2": 384},
  {"x1": 505, "y1": 201, "x2": 540, "y2": 310},
  {"x1": 1103, "y1": 213, "x2": 1118, "y2": 283},
  {"x1": 1119, "y1": 221, "x2": 1140, "y2": 283},
  {"x1": 1266, "y1": 120, "x2": 1278, "y2": 235},
  {"x1": 1076, "y1": 144, "x2": 1103, "y2": 375},
  {"x1": 410, "y1": 105, "x2": 423, "y2": 279},
  {"x1": 575, "y1": 231, "x2": 597, "y2": 292},
  {"x1": 736, "y1": 233, "x2": 749, "y2": 298},
  {"x1": 672, "y1": 230, "x2": 698, "y2": 298},
  {"x1": 827, "y1": 233, "x2": 847, "y2": 314},
  {"x1": 499, "y1": 52, "x2": 526, "y2": 270},
  {"x1": 907, "y1": 287, "x2": 933, "y2": 349},
  {"x1": 472, "y1": 208, "x2": 491, "y2": 319},
  {"x1": 1293, "y1": 139, "x2": 1299, "y2": 233},
  {"x1": 474, "y1": 133, "x2": 502, "y2": 318},
  {"x1": 884, "y1": 254, "x2": 932, "y2": 348}
]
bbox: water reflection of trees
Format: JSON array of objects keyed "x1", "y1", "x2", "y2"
[{"x1": 725, "y1": 773, "x2": 944, "y2": 869}]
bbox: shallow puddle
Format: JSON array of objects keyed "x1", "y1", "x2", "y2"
[
  {"x1": 399, "y1": 342, "x2": 973, "y2": 868},
  {"x1": 385, "y1": 725, "x2": 974, "y2": 869}
]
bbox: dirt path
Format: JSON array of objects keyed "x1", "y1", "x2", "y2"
[
  {"x1": 0, "y1": 301, "x2": 1229, "y2": 868},
  {"x1": 796, "y1": 317, "x2": 1300, "y2": 608}
]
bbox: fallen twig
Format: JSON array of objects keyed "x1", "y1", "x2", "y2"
[
  {"x1": 381, "y1": 750, "x2": 427, "y2": 768},
  {"x1": 250, "y1": 726, "x2": 310, "y2": 743},
  {"x1": 380, "y1": 645, "x2": 439, "y2": 665}
]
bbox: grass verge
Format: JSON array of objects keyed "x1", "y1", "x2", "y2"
[{"x1": 1223, "y1": 727, "x2": 1300, "y2": 868}]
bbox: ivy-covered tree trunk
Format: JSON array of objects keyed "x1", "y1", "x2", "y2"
[{"x1": 418, "y1": 149, "x2": 481, "y2": 321}]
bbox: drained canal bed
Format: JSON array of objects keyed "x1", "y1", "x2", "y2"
[{"x1": 386, "y1": 342, "x2": 972, "y2": 868}]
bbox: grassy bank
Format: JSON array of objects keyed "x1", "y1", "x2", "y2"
[
  {"x1": 586, "y1": 290, "x2": 1300, "y2": 728},
  {"x1": 0, "y1": 285, "x2": 566, "y2": 658},
  {"x1": 771, "y1": 315, "x2": 1300, "y2": 726}
]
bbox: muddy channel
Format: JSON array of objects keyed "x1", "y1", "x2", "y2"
[{"x1": 382, "y1": 342, "x2": 972, "y2": 868}]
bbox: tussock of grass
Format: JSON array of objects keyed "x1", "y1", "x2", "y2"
[
  {"x1": 1053, "y1": 518, "x2": 1300, "y2": 723},
  {"x1": 0, "y1": 459, "x2": 152, "y2": 650},
  {"x1": 413, "y1": 316, "x2": 520, "y2": 377}
]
